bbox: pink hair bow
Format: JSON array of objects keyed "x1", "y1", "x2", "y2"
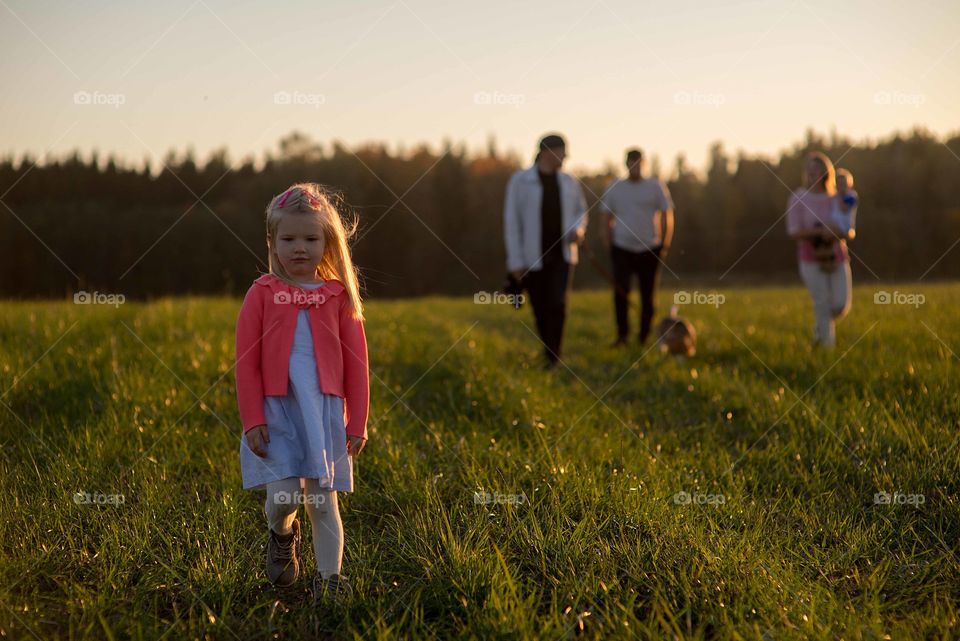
[{"x1": 276, "y1": 188, "x2": 323, "y2": 208}]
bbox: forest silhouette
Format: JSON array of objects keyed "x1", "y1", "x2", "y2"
[{"x1": 2, "y1": 127, "x2": 957, "y2": 299}]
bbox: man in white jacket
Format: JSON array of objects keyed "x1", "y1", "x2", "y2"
[{"x1": 503, "y1": 133, "x2": 588, "y2": 368}]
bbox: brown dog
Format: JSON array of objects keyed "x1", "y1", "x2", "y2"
[{"x1": 656, "y1": 305, "x2": 696, "y2": 358}]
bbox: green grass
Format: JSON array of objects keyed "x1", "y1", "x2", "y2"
[{"x1": 1, "y1": 283, "x2": 959, "y2": 640}]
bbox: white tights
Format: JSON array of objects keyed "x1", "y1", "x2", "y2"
[
  {"x1": 799, "y1": 260, "x2": 852, "y2": 347},
  {"x1": 264, "y1": 477, "x2": 344, "y2": 579}
]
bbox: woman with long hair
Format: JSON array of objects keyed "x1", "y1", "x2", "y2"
[{"x1": 785, "y1": 152, "x2": 854, "y2": 347}]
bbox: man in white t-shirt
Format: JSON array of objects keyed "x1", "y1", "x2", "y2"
[{"x1": 599, "y1": 148, "x2": 674, "y2": 347}]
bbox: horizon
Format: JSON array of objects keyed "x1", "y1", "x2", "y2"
[{"x1": 3, "y1": 124, "x2": 954, "y2": 181}]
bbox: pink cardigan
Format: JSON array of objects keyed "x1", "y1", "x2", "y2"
[{"x1": 235, "y1": 274, "x2": 369, "y2": 439}]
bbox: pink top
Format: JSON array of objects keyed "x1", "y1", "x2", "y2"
[
  {"x1": 235, "y1": 274, "x2": 369, "y2": 439},
  {"x1": 785, "y1": 190, "x2": 849, "y2": 263}
]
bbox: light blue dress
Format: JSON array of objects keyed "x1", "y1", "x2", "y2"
[{"x1": 240, "y1": 281, "x2": 354, "y2": 492}]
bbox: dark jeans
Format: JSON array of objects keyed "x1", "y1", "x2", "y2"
[
  {"x1": 524, "y1": 254, "x2": 572, "y2": 364},
  {"x1": 611, "y1": 244, "x2": 662, "y2": 343}
]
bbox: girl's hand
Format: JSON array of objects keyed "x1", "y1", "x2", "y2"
[
  {"x1": 246, "y1": 424, "x2": 270, "y2": 458},
  {"x1": 346, "y1": 435, "x2": 366, "y2": 457}
]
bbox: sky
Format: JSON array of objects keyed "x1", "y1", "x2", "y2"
[{"x1": 1, "y1": 0, "x2": 958, "y2": 175}]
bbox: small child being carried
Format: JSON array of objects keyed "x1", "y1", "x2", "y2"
[{"x1": 831, "y1": 168, "x2": 859, "y2": 237}]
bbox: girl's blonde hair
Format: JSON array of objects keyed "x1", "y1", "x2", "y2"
[
  {"x1": 265, "y1": 182, "x2": 363, "y2": 320},
  {"x1": 803, "y1": 151, "x2": 836, "y2": 195}
]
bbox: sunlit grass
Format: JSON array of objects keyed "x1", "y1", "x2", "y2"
[{"x1": 1, "y1": 283, "x2": 958, "y2": 640}]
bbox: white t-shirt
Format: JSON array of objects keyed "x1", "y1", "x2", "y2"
[
  {"x1": 831, "y1": 189, "x2": 858, "y2": 234},
  {"x1": 600, "y1": 177, "x2": 673, "y2": 252}
]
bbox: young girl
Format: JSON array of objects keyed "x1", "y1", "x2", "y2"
[{"x1": 235, "y1": 183, "x2": 369, "y2": 602}]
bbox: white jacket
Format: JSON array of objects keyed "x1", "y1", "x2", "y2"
[{"x1": 503, "y1": 165, "x2": 588, "y2": 272}]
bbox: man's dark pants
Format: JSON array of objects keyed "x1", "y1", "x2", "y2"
[
  {"x1": 611, "y1": 244, "x2": 662, "y2": 343},
  {"x1": 524, "y1": 252, "x2": 572, "y2": 364}
]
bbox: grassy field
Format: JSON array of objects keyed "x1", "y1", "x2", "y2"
[{"x1": 1, "y1": 282, "x2": 959, "y2": 640}]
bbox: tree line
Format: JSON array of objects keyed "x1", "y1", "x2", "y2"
[{"x1": 1, "y1": 127, "x2": 958, "y2": 300}]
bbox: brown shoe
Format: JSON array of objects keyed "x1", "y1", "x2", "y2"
[
  {"x1": 265, "y1": 519, "x2": 300, "y2": 587},
  {"x1": 313, "y1": 572, "x2": 354, "y2": 604}
]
